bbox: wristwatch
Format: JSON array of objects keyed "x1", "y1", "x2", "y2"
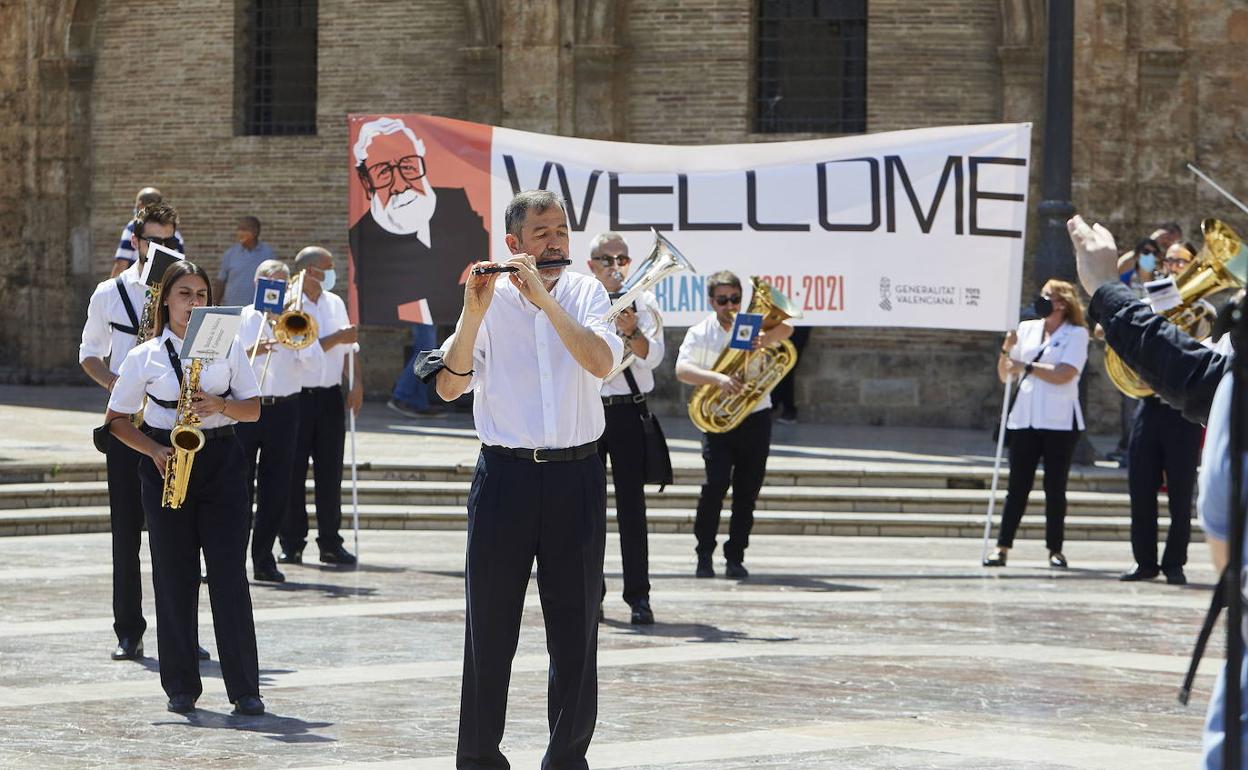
[{"x1": 1024, "y1": 362, "x2": 1034, "y2": 374}]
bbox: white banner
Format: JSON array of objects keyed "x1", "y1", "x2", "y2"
[{"x1": 491, "y1": 123, "x2": 1030, "y2": 330}]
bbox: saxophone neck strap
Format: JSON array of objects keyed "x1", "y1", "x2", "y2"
[{"x1": 164, "y1": 339, "x2": 184, "y2": 384}]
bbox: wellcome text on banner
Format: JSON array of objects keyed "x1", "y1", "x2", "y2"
[{"x1": 347, "y1": 115, "x2": 1030, "y2": 331}]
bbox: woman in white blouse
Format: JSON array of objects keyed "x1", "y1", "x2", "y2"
[
  {"x1": 103, "y1": 261, "x2": 264, "y2": 716},
  {"x1": 984, "y1": 279, "x2": 1090, "y2": 569}
]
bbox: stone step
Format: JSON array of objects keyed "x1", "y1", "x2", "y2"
[
  {"x1": 0, "y1": 504, "x2": 1201, "y2": 542},
  {"x1": 0, "y1": 460, "x2": 1130, "y2": 493},
  {"x1": 0, "y1": 478, "x2": 1147, "y2": 517}
]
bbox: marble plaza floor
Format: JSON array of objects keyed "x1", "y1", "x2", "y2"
[{"x1": 0, "y1": 530, "x2": 1218, "y2": 769}]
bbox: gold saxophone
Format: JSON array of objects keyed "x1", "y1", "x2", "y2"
[
  {"x1": 688, "y1": 277, "x2": 802, "y2": 433},
  {"x1": 161, "y1": 358, "x2": 205, "y2": 509}
]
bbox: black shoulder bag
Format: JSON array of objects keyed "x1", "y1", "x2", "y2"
[{"x1": 620, "y1": 367, "x2": 674, "y2": 491}]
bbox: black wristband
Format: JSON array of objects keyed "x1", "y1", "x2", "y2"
[
  {"x1": 1024, "y1": 362, "x2": 1034, "y2": 374},
  {"x1": 444, "y1": 364, "x2": 473, "y2": 377}
]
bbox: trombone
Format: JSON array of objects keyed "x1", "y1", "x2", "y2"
[{"x1": 249, "y1": 270, "x2": 319, "y2": 390}]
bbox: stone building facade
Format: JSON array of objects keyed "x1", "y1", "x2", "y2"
[{"x1": 2, "y1": 0, "x2": 1245, "y2": 432}]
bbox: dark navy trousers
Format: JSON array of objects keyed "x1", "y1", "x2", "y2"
[
  {"x1": 237, "y1": 396, "x2": 300, "y2": 571},
  {"x1": 105, "y1": 435, "x2": 147, "y2": 642}
]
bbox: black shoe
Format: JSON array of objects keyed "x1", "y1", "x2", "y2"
[
  {"x1": 253, "y1": 565, "x2": 286, "y2": 583},
  {"x1": 197, "y1": 645, "x2": 210, "y2": 661},
  {"x1": 982, "y1": 549, "x2": 1008, "y2": 567},
  {"x1": 232, "y1": 694, "x2": 265, "y2": 716},
  {"x1": 319, "y1": 545, "x2": 357, "y2": 566},
  {"x1": 630, "y1": 600, "x2": 655, "y2": 625},
  {"x1": 111, "y1": 637, "x2": 143, "y2": 661},
  {"x1": 167, "y1": 694, "x2": 196, "y2": 714},
  {"x1": 1049, "y1": 552, "x2": 1068, "y2": 569},
  {"x1": 1164, "y1": 567, "x2": 1188, "y2": 585},
  {"x1": 1120, "y1": 564, "x2": 1160, "y2": 582},
  {"x1": 695, "y1": 555, "x2": 714, "y2": 578},
  {"x1": 775, "y1": 407, "x2": 797, "y2": 425},
  {"x1": 278, "y1": 548, "x2": 303, "y2": 565},
  {"x1": 725, "y1": 561, "x2": 749, "y2": 579}
]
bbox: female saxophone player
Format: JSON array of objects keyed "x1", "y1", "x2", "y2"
[{"x1": 104, "y1": 260, "x2": 265, "y2": 716}]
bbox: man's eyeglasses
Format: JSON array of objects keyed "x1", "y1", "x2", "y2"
[
  {"x1": 1164, "y1": 257, "x2": 1190, "y2": 268},
  {"x1": 364, "y1": 155, "x2": 427, "y2": 188},
  {"x1": 138, "y1": 234, "x2": 181, "y2": 250},
  {"x1": 595, "y1": 254, "x2": 631, "y2": 267},
  {"x1": 713, "y1": 294, "x2": 742, "y2": 306}
]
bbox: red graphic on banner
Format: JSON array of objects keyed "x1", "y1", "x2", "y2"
[{"x1": 347, "y1": 114, "x2": 492, "y2": 326}]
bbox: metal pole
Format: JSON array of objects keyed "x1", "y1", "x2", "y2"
[
  {"x1": 1033, "y1": 0, "x2": 1076, "y2": 286},
  {"x1": 347, "y1": 349, "x2": 360, "y2": 559},
  {"x1": 982, "y1": 377, "x2": 1014, "y2": 563}
]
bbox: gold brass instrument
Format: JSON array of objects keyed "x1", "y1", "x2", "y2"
[
  {"x1": 161, "y1": 358, "x2": 205, "y2": 509},
  {"x1": 273, "y1": 270, "x2": 318, "y2": 350},
  {"x1": 688, "y1": 277, "x2": 802, "y2": 433},
  {"x1": 602, "y1": 229, "x2": 697, "y2": 381},
  {"x1": 1105, "y1": 218, "x2": 1246, "y2": 398}
]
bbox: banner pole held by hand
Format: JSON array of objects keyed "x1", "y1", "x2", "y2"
[{"x1": 348, "y1": 348, "x2": 360, "y2": 559}]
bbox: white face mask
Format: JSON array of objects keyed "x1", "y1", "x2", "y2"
[{"x1": 321, "y1": 269, "x2": 336, "y2": 292}]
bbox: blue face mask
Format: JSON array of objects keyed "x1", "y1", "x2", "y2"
[
  {"x1": 1138, "y1": 253, "x2": 1157, "y2": 272},
  {"x1": 320, "y1": 269, "x2": 336, "y2": 292}
]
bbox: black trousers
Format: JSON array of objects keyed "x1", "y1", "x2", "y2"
[
  {"x1": 771, "y1": 326, "x2": 812, "y2": 411},
  {"x1": 138, "y1": 434, "x2": 259, "y2": 702},
  {"x1": 694, "y1": 409, "x2": 772, "y2": 563},
  {"x1": 106, "y1": 435, "x2": 147, "y2": 642},
  {"x1": 1128, "y1": 398, "x2": 1202, "y2": 569},
  {"x1": 997, "y1": 428, "x2": 1080, "y2": 551},
  {"x1": 457, "y1": 450, "x2": 606, "y2": 770},
  {"x1": 282, "y1": 386, "x2": 344, "y2": 553},
  {"x1": 597, "y1": 402, "x2": 651, "y2": 606},
  {"x1": 237, "y1": 397, "x2": 300, "y2": 571}
]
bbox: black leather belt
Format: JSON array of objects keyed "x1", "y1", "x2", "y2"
[
  {"x1": 144, "y1": 425, "x2": 236, "y2": 444},
  {"x1": 602, "y1": 393, "x2": 646, "y2": 407},
  {"x1": 302, "y1": 385, "x2": 341, "y2": 393},
  {"x1": 260, "y1": 394, "x2": 299, "y2": 405},
  {"x1": 482, "y1": 441, "x2": 598, "y2": 463}
]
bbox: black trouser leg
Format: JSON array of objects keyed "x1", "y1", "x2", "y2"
[
  {"x1": 694, "y1": 428, "x2": 735, "y2": 558},
  {"x1": 1128, "y1": 406, "x2": 1163, "y2": 569},
  {"x1": 458, "y1": 453, "x2": 541, "y2": 769},
  {"x1": 1160, "y1": 410, "x2": 1202, "y2": 570},
  {"x1": 247, "y1": 399, "x2": 299, "y2": 570},
  {"x1": 770, "y1": 326, "x2": 811, "y2": 411},
  {"x1": 196, "y1": 438, "x2": 260, "y2": 702},
  {"x1": 600, "y1": 403, "x2": 650, "y2": 605},
  {"x1": 312, "y1": 386, "x2": 346, "y2": 551},
  {"x1": 724, "y1": 410, "x2": 771, "y2": 564},
  {"x1": 1039, "y1": 429, "x2": 1078, "y2": 553},
  {"x1": 536, "y1": 455, "x2": 606, "y2": 770},
  {"x1": 998, "y1": 429, "x2": 1043, "y2": 548},
  {"x1": 281, "y1": 390, "x2": 317, "y2": 555},
  {"x1": 106, "y1": 436, "x2": 147, "y2": 642}
]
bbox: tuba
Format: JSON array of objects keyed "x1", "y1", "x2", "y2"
[
  {"x1": 161, "y1": 358, "x2": 205, "y2": 509},
  {"x1": 602, "y1": 229, "x2": 697, "y2": 381},
  {"x1": 688, "y1": 277, "x2": 802, "y2": 433},
  {"x1": 1105, "y1": 219, "x2": 1246, "y2": 398},
  {"x1": 272, "y1": 270, "x2": 318, "y2": 350}
]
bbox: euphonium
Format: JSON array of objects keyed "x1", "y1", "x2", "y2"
[
  {"x1": 161, "y1": 358, "x2": 205, "y2": 509},
  {"x1": 1105, "y1": 219, "x2": 1246, "y2": 398},
  {"x1": 273, "y1": 270, "x2": 318, "y2": 350},
  {"x1": 602, "y1": 230, "x2": 697, "y2": 381},
  {"x1": 688, "y1": 277, "x2": 802, "y2": 433}
]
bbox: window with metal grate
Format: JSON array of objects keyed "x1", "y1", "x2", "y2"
[{"x1": 238, "y1": 0, "x2": 318, "y2": 136}]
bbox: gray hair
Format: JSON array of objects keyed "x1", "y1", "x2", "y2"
[
  {"x1": 504, "y1": 190, "x2": 567, "y2": 238},
  {"x1": 253, "y1": 259, "x2": 289, "y2": 282},
  {"x1": 294, "y1": 246, "x2": 333, "y2": 270},
  {"x1": 589, "y1": 231, "x2": 628, "y2": 258}
]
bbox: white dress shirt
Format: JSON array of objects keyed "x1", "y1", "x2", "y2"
[
  {"x1": 238, "y1": 305, "x2": 325, "y2": 397},
  {"x1": 79, "y1": 260, "x2": 149, "y2": 375},
  {"x1": 601, "y1": 290, "x2": 665, "y2": 397},
  {"x1": 109, "y1": 328, "x2": 261, "y2": 430},
  {"x1": 300, "y1": 289, "x2": 357, "y2": 389},
  {"x1": 677, "y1": 313, "x2": 772, "y2": 427},
  {"x1": 440, "y1": 271, "x2": 624, "y2": 449},
  {"x1": 1005, "y1": 319, "x2": 1089, "y2": 431}
]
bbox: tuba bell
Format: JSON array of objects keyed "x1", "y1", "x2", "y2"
[
  {"x1": 688, "y1": 277, "x2": 802, "y2": 433},
  {"x1": 601, "y1": 230, "x2": 697, "y2": 381},
  {"x1": 1105, "y1": 218, "x2": 1246, "y2": 398},
  {"x1": 272, "y1": 270, "x2": 318, "y2": 350}
]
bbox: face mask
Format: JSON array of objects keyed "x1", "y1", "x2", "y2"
[
  {"x1": 320, "y1": 269, "x2": 336, "y2": 292},
  {"x1": 1034, "y1": 295, "x2": 1054, "y2": 317},
  {"x1": 1138, "y1": 253, "x2": 1157, "y2": 272}
]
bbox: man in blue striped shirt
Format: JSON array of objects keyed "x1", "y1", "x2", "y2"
[{"x1": 109, "y1": 187, "x2": 184, "y2": 277}]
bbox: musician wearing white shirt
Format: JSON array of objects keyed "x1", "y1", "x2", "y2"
[
  {"x1": 279, "y1": 247, "x2": 362, "y2": 567},
  {"x1": 586, "y1": 232, "x2": 663, "y2": 625},
  {"x1": 676, "y1": 271, "x2": 793, "y2": 580},
  {"x1": 434, "y1": 190, "x2": 623, "y2": 770},
  {"x1": 237, "y1": 260, "x2": 324, "y2": 583},
  {"x1": 103, "y1": 261, "x2": 265, "y2": 716},
  {"x1": 79, "y1": 202, "x2": 180, "y2": 662}
]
